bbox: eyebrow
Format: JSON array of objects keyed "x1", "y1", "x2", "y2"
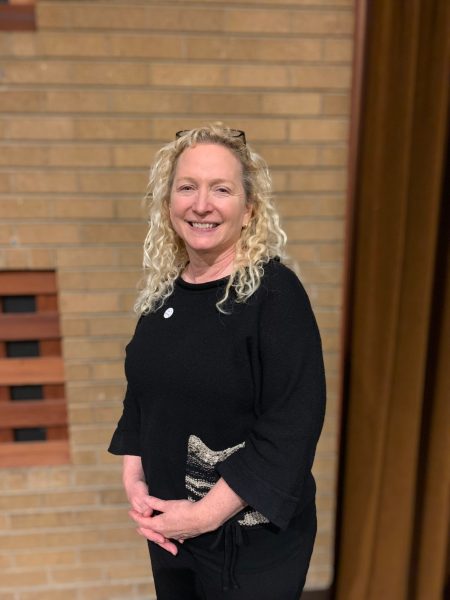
[{"x1": 174, "y1": 177, "x2": 237, "y2": 187}]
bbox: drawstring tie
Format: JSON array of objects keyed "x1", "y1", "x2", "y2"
[{"x1": 209, "y1": 518, "x2": 243, "y2": 591}]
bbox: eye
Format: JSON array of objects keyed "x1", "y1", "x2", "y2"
[
  {"x1": 214, "y1": 186, "x2": 231, "y2": 195},
  {"x1": 177, "y1": 184, "x2": 195, "y2": 193}
]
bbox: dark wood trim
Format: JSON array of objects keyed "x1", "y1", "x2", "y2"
[
  {"x1": 0, "y1": 4, "x2": 36, "y2": 31},
  {"x1": 0, "y1": 271, "x2": 57, "y2": 295},
  {"x1": 0, "y1": 313, "x2": 61, "y2": 341}
]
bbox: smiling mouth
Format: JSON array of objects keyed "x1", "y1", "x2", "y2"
[{"x1": 188, "y1": 222, "x2": 219, "y2": 230}]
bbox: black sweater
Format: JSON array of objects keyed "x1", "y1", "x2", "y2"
[{"x1": 108, "y1": 259, "x2": 326, "y2": 531}]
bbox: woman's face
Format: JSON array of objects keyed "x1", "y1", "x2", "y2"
[{"x1": 169, "y1": 143, "x2": 252, "y2": 260}]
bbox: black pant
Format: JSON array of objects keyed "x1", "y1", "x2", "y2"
[{"x1": 148, "y1": 501, "x2": 317, "y2": 600}]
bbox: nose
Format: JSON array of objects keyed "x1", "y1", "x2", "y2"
[{"x1": 192, "y1": 187, "x2": 211, "y2": 214}]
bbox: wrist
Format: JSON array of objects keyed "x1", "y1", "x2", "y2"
[{"x1": 193, "y1": 498, "x2": 222, "y2": 533}]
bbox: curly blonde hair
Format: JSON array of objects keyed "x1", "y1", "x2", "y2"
[{"x1": 134, "y1": 123, "x2": 287, "y2": 315}]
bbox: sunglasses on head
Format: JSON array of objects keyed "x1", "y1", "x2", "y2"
[{"x1": 175, "y1": 129, "x2": 246, "y2": 145}]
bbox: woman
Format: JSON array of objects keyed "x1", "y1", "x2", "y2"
[{"x1": 108, "y1": 124, "x2": 326, "y2": 599}]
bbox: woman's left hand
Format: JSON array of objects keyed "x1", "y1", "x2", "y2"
[{"x1": 129, "y1": 497, "x2": 215, "y2": 542}]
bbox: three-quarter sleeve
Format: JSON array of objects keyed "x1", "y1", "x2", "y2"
[
  {"x1": 108, "y1": 382, "x2": 141, "y2": 456},
  {"x1": 217, "y1": 267, "x2": 326, "y2": 529}
]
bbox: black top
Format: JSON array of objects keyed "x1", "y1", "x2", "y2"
[{"x1": 108, "y1": 259, "x2": 326, "y2": 532}]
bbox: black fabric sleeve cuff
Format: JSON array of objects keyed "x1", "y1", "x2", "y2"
[
  {"x1": 108, "y1": 428, "x2": 141, "y2": 456},
  {"x1": 216, "y1": 453, "x2": 300, "y2": 530}
]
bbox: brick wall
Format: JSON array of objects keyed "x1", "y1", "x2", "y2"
[{"x1": 0, "y1": 1, "x2": 353, "y2": 597}]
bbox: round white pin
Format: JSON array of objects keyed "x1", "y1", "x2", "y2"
[{"x1": 163, "y1": 307, "x2": 174, "y2": 319}]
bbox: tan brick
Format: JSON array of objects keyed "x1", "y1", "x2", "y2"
[
  {"x1": 20, "y1": 590, "x2": 78, "y2": 600},
  {"x1": 2, "y1": 61, "x2": 70, "y2": 84},
  {"x1": 57, "y1": 247, "x2": 117, "y2": 268},
  {"x1": 10, "y1": 507, "x2": 125, "y2": 529},
  {"x1": 0, "y1": 248, "x2": 56, "y2": 270},
  {"x1": 260, "y1": 145, "x2": 319, "y2": 167},
  {"x1": 6, "y1": 117, "x2": 74, "y2": 140},
  {"x1": 100, "y1": 527, "x2": 141, "y2": 545},
  {"x1": 0, "y1": 173, "x2": 11, "y2": 193},
  {"x1": 41, "y1": 490, "x2": 98, "y2": 508},
  {"x1": 324, "y1": 38, "x2": 354, "y2": 62},
  {"x1": 228, "y1": 65, "x2": 289, "y2": 88},
  {"x1": 110, "y1": 90, "x2": 188, "y2": 114},
  {"x1": 109, "y1": 33, "x2": 183, "y2": 59},
  {"x1": 115, "y1": 199, "x2": 146, "y2": 220},
  {"x1": 284, "y1": 244, "x2": 316, "y2": 263},
  {"x1": 188, "y1": 92, "x2": 260, "y2": 114},
  {"x1": 322, "y1": 93, "x2": 350, "y2": 115},
  {"x1": 150, "y1": 64, "x2": 227, "y2": 87},
  {"x1": 71, "y1": 426, "x2": 115, "y2": 446},
  {"x1": 60, "y1": 292, "x2": 120, "y2": 314},
  {"x1": 48, "y1": 145, "x2": 112, "y2": 167},
  {"x1": 78, "y1": 172, "x2": 147, "y2": 194},
  {"x1": 261, "y1": 93, "x2": 321, "y2": 115},
  {"x1": 135, "y1": 582, "x2": 157, "y2": 599},
  {"x1": 0, "y1": 529, "x2": 100, "y2": 550},
  {"x1": 291, "y1": 9, "x2": 354, "y2": 34},
  {"x1": 0, "y1": 91, "x2": 45, "y2": 112},
  {"x1": 319, "y1": 146, "x2": 348, "y2": 166},
  {"x1": 0, "y1": 494, "x2": 41, "y2": 511},
  {"x1": 300, "y1": 264, "x2": 342, "y2": 284},
  {"x1": 71, "y1": 449, "x2": 98, "y2": 465},
  {"x1": 90, "y1": 361, "x2": 124, "y2": 381},
  {"x1": 290, "y1": 119, "x2": 348, "y2": 141},
  {"x1": 59, "y1": 270, "x2": 139, "y2": 291},
  {"x1": 186, "y1": 36, "x2": 321, "y2": 62},
  {"x1": 311, "y1": 285, "x2": 342, "y2": 307},
  {"x1": 72, "y1": 62, "x2": 149, "y2": 86},
  {"x1": 75, "y1": 118, "x2": 152, "y2": 140},
  {"x1": 79, "y1": 584, "x2": 145, "y2": 600},
  {"x1": 226, "y1": 9, "x2": 291, "y2": 33},
  {"x1": 112, "y1": 144, "x2": 159, "y2": 168},
  {"x1": 14, "y1": 224, "x2": 80, "y2": 244},
  {"x1": 14, "y1": 549, "x2": 78, "y2": 568},
  {"x1": 0, "y1": 197, "x2": 49, "y2": 219},
  {"x1": 0, "y1": 145, "x2": 48, "y2": 166},
  {"x1": 36, "y1": 32, "x2": 109, "y2": 57},
  {"x1": 27, "y1": 468, "x2": 71, "y2": 490},
  {"x1": 283, "y1": 219, "x2": 344, "y2": 242},
  {"x1": 81, "y1": 223, "x2": 146, "y2": 244},
  {"x1": 9, "y1": 31, "x2": 37, "y2": 56},
  {"x1": 52, "y1": 197, "x2": 115, "y2": 220},
  {"x1": 65, "y1": 362, "x2": 92, "y2": 381},
  {"x1": 99, "y1": 488, "x2": 127, "y2": 505},
  {"x1": 51, "y1": 566, "x2": 104, "y2": 584},
  {"x1": 0, "y1": 470, "x2": 28, "y2": 492},
  {"x1": 278, "y1": 196, "x2": 344, "y2": 217},
  {"x1": 290, "y1": 65, "x2": 351, "y2": 89},
  {"x1": 104, "y1": 561, "x2": 151, "y2": 580},
  {"x1": 0, "y1": 569, "x2": 47, "y2": 587},
  {"x1": 67, "y1": 383, "x2": 125, "y2": 404},
  {"x1": 60, "y1": 317, "x2": 90, "y2": 336},
  {"x1": 74, "y1": 469, "x2": 123, "y2": 487},
  {"x1": 45, "y1": 90, "x2": 110, "y2": 113},
  {"x1": 0, "y1": 553, "x2": 13, "y2": 569},
  {"x1": 89, "y1": 315, "x2": 137, "y2": 336},
  {"x1": 12, "y1": 171, "x2": 78, "y2": 193},
  {"x1": 314, "y1": 308, "x2": 341, "y2": 329},
  {"x1": 317, "y1": 242, "x2": 344, "y2": 261},
  {"x1": 288, "y1": 169, "x2": 347, "y2": 192},
  {"x1": 63, "y1": 338, "x2": 122, "y2": 360}
]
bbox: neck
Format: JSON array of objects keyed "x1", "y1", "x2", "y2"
[{"x1": 182, "y1": 249, "x2": 235, "y2": 284}]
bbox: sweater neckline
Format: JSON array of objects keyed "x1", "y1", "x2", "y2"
[{"x1": 175, "y1": 274, "x2": 230, "y2": 291}]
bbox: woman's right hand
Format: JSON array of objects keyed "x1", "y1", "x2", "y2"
[{"x1": 123, "y1": 456, "x2": 179, "y2": 555}]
